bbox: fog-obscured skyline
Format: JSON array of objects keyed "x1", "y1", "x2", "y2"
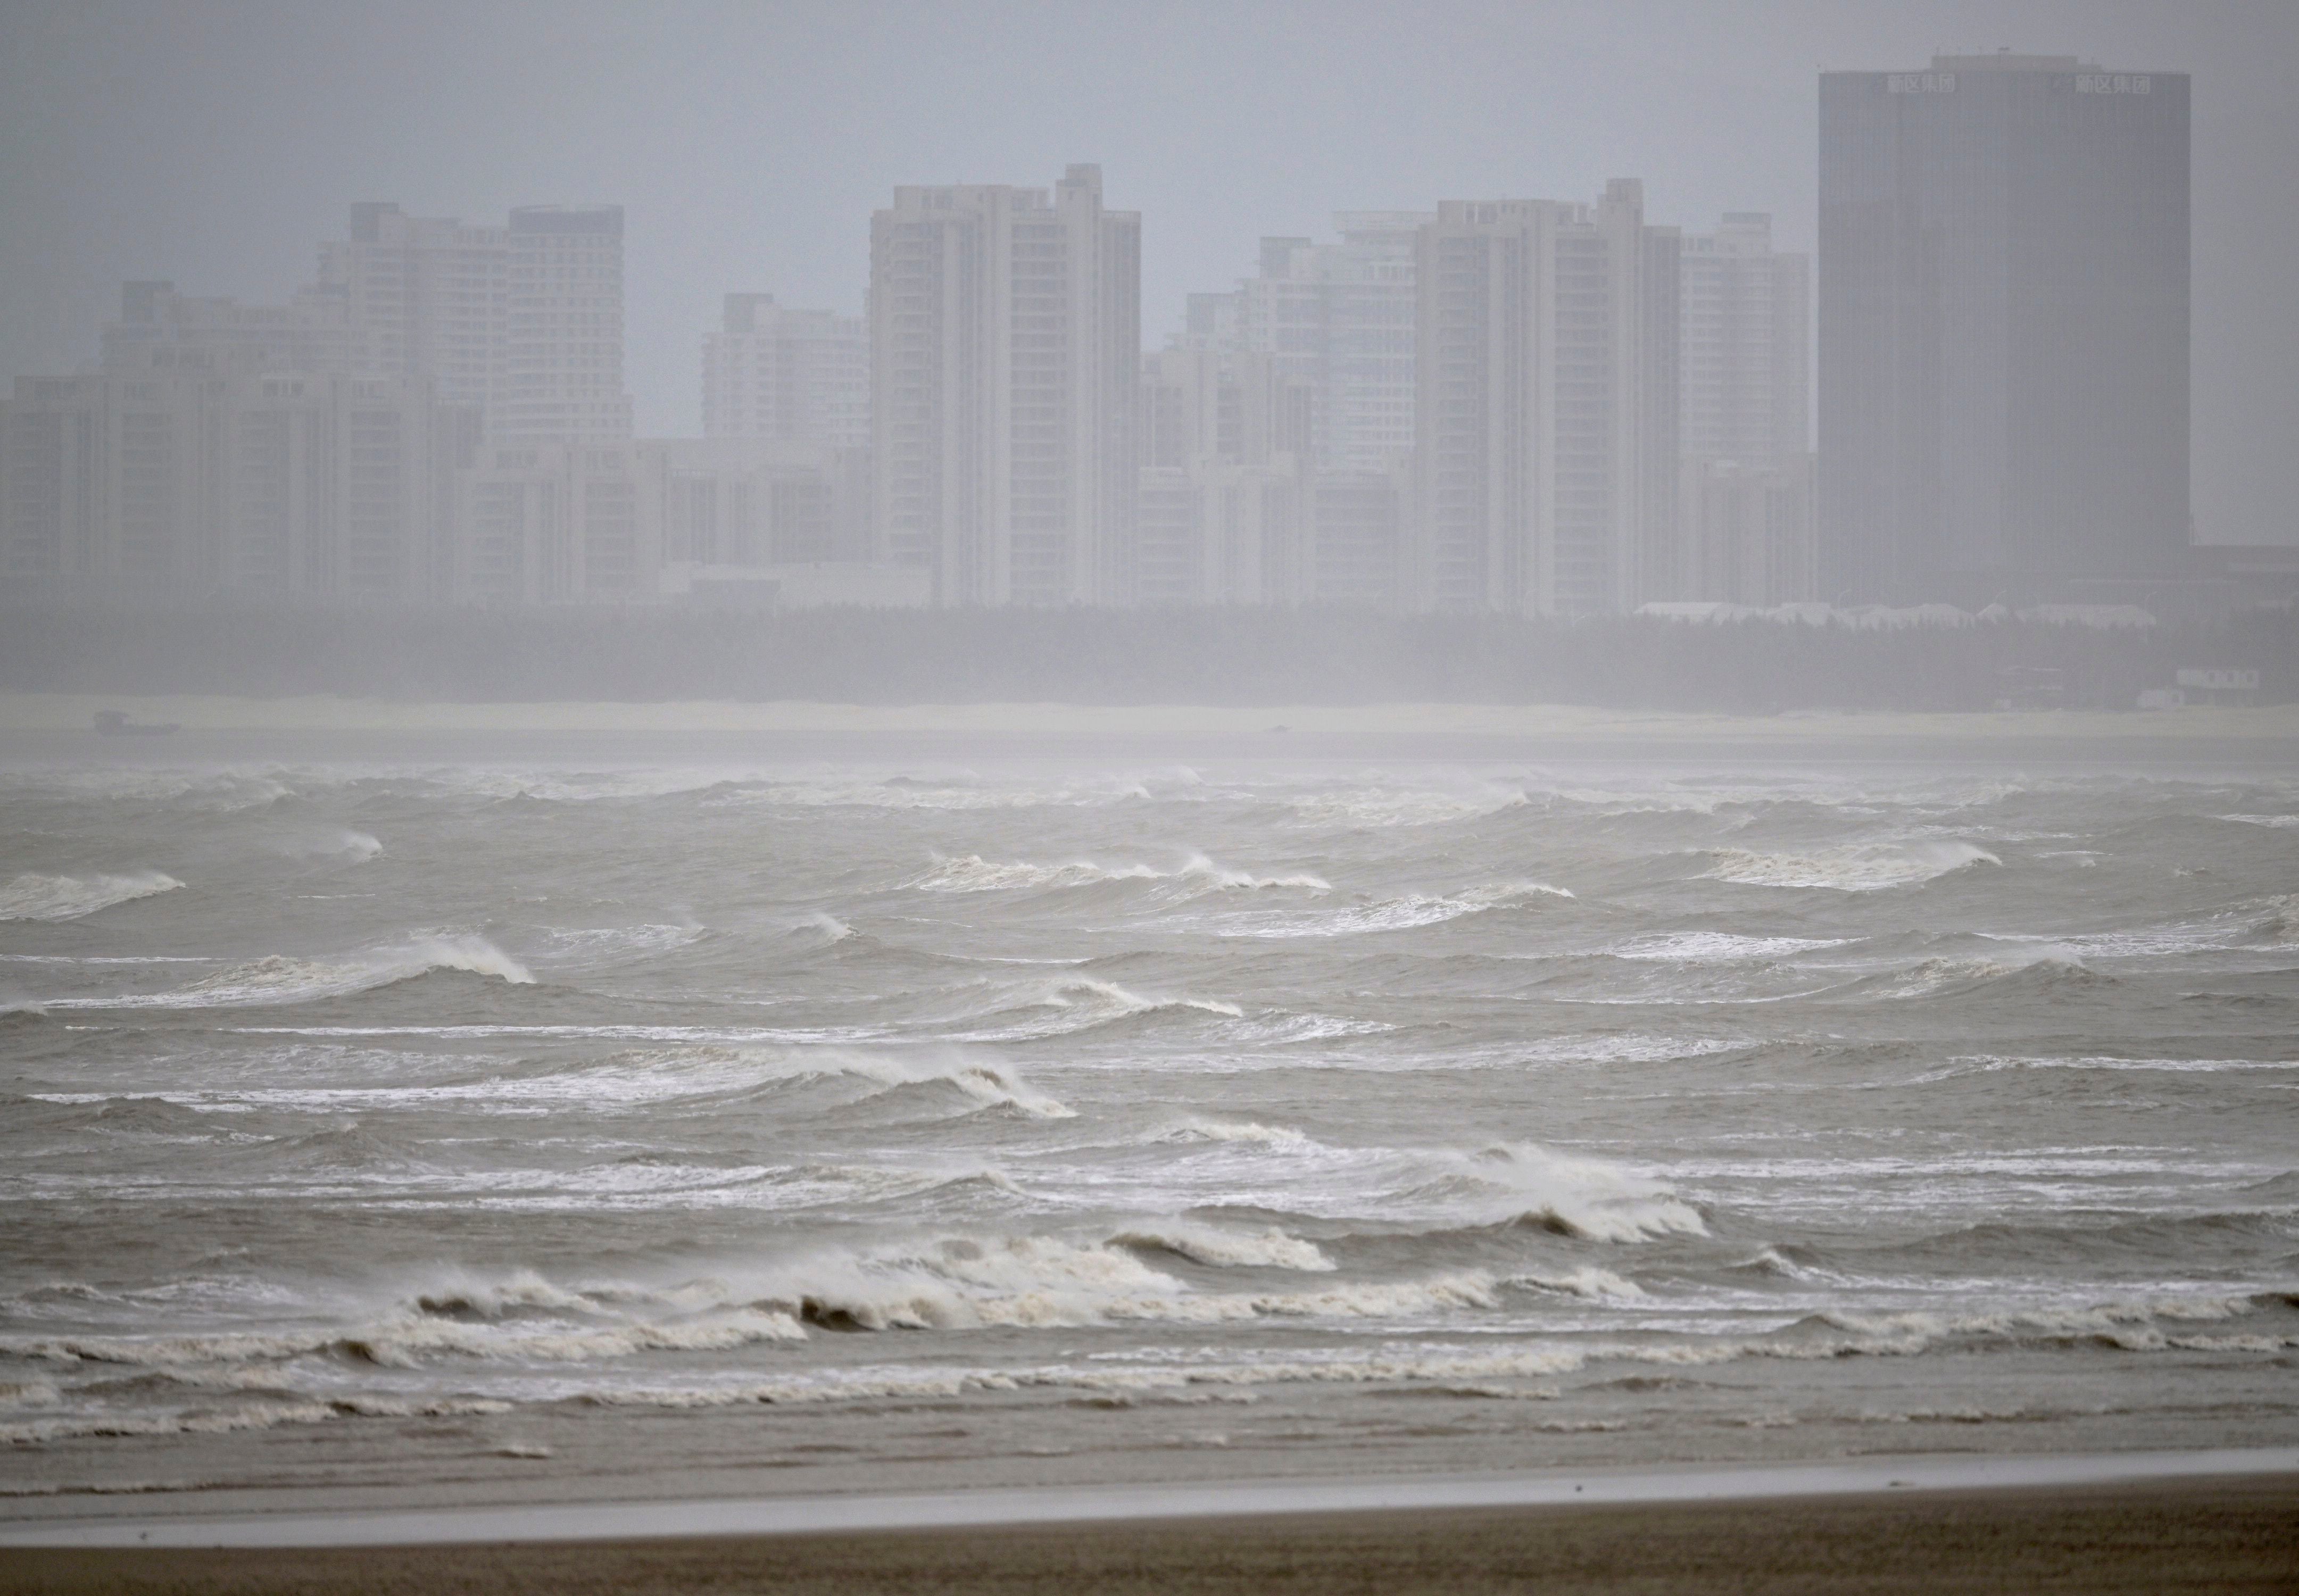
[{"x1": 4, "y1": 0, "x2": 2294, "y2": 542}]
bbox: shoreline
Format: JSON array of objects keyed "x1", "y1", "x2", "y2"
[
  {"x1": 1, "y1": 691, "x2": 2296, "y2": 747},
  {"x1": 3, "y1": 1473, "x2": 2293, "y2": 1596},
  {"x1": 5, "y1": 1445, "x2": 2294, "y2": 1549}
]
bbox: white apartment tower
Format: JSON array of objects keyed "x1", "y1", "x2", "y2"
[
  {"x1": 316, "y1": 202, "x2": 632, "y2": 442},
  {"x1": 870, "y1": 164, "x2": 1140, "y2": 605},
  {"x1": 316, "y1": 203, "x2": 508, "y2": 410},
  {"x1": 702, "y1": 295, "x2": 868, "y2": 449},
  {"x1": 1680, "y1": 213, "x2": 1808, "y2": 470},
  {"x1": 1678, "y1": 213, "x2": 1813, "y2": 602},
  {"x1": 1413, "y1": 181, "x2": 1681, "y2": 613},
  {"x1": 0, "y1": 370, "x2": 468, "y2": 601},
  {"x1": 1134, "y1": 348, "x2": 1313, "y2": 605},
  {"x1": 0, "y1": 280, "x2": 474, "y2": 600},
  {"x1": 1226, "y1": 214, "x2": 1429, "y2": 476},
  {"x1": 494, "y1": 205, "x2": 634, "y2": 443}
]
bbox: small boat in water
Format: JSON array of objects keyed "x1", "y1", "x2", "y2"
[{"x1": 93, "y1": 711, "x2": 180, "y2": 737}]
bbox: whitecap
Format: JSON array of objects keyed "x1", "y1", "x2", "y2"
[
  {"x1": 42, "y1": 933, "x2": 533, "y2": 1009},
  {"x1": 1111, "y1": 1224, "x2": 1334, "y2": 1272},
  {"x1": 1703, "y1": 840, "x2": 2000, "y2": 891},
  {"x1": 1221, "y1": 880, "x2": 1572, "y2": 939},
  {"x1": 0, "y1": 871, "x2": 183, "y2": 922}
]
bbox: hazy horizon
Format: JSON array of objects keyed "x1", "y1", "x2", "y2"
[{"x1": 3, "y1": 0, "x2": 2294, "y2": 545}]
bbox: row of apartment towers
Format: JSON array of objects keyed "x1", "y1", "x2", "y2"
[{"x1": 0, "y1": 166, "x2": 1812, "y2": 611}]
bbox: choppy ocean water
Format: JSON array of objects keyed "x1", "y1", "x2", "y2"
[{"x1": 2, "y1": 730, "x2": 2296, "y2": 1503}]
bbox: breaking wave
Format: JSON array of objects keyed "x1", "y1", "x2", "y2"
[
  {"x1": 1703, "y1": 840, "x2": 2001, "y2": 891},
  {"x1": 909, "y1": 852, "x2": 1327, "y2": 895},
  {"x1": 1144, "y1": 1117, "x2": 1315, "y2": 1148},
  {"x1": 0, "y1": 871, "x2": 182, "y2": 922},
  {"x1": 760, "y1": 1237, "x2": 1501, "y2": 1332},
  {"x1": 1225, "y1": 880, "x2": 1572, "y2": 938},
  {"x1": 1844, "y1": 951, "x2": 2109, "y2": 1001},
  {"x1": 777, "y1": 1050, "x2": 1074, "y2": 1118},
  {"x1": 550, "y1": 1046, "x2": 1074, "y2": 1119},
  {"x1": 1389, "y1": 1143, "x2": 1708, "y2": 1242},
  {"x1": 1508, "y1": 1266, "x2": 1648, "y2": 1300},
  {"x1": 975, "y1": 978, "x2": 1244, "y2": 1037},
  {"x1": 43, "y1": 934, "x2": 533, "y2": 1009},
  {"x1": 1110, "y1": 1224, "x2": 1335, "y2": 1272}
]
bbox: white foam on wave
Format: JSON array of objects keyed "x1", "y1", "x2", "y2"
[
  {"x1": 13, "y1": 1279, "x2": 2280, "y2": 1446},
  {"x1": 2244, "y1": 895, "x2": 2299, "y2": 947},
  {"x1": 1612, "y1": 932, "x2": 1852, "y2": 963},
  {"x1": 1856, "y1": 948, "x2": 2097, "y2": 1000},
  {"x1": 43, "y1": 933, "x2": 533, "y2": 1009},
  {"x1": 762, "y1": 1236, "x2": 1501, "y2": 1332},
  {"x1": 1110, "y1": 1224, "x2": 1335, "y2": 1272},
  {"x1": 0, "y1": 1380, "x2": 60, "y2": 1409},
  {"x1": 1285, "y1": 786, "x2": 1529, "y2": 828},
  {"x1": 1397, "y1": 1142, "x2": 1708, "y2": 1243},
  {"x1": 910, "y1": 853, "x2": 1150, "y2": 892},
  {"x1": 0, "y1": 871, "x2": 182, "y2": 922},
  {"x1": 421, "y1": 1045, "x2": 1075, "y2": 1119},
  {"x1": 968, "y1": 978, "x2": 1243, "y2": 1038},
  {"x1": 908, "y1": 852, "x2": 1326, "y2": 896},
  {"x1": 1041, "y1": 977, "x2": 1242, "y2": 1017},
  {"x1": 1515, "y1": 1035, "x2": 1745, "y2": 1067},
  {"x1": 709, "y1": 774, "x2": 1157, "y2": 812},
  {"x1": 538, "y1": 923, "x2": 704, "y2": 963},
  {"x1": 792, "y1": 1049, "x2": 1075, "y2": 1118},
  {"x1": 1146, "y1": 1117, "x2": 1315, "y2": 1148},
  {"x1": 272, "y1": 828, "x2": 382, "y2": 862},
  {"x1": 1921, "y1": 1053, "x2": 2299, "y2": 1080},
  {"x1": 1171, "y1": 853, "x2": 1332, "y2": 892},
  {"x1": 0, "y1": 1298, "x2": 807, "y2": 1374},
  {"x1": 1222, "y1": 880, "x2": 1572, "y2": 939},
  {"x1": 1704, "y1": 840, "x2": 2000, "y2": 891},
  {"x1": 1507, "y1": 1266, "x2": 1648, "y2": 1300},
  {"x1": 1817, "y1": 1293, "x2": 2259, "y2": 1352},
  {"x1": 2220, "y1": 813, "x2": 2299, "y2": 828}
]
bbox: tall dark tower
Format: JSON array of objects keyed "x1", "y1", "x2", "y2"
[{"x1": 1819, "y1": 55, "x2": 2189, "y2": 603}]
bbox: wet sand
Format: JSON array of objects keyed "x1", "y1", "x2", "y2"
[{"x1": 4, "y1": 1476, "x2": 2295, "y2": 1594}]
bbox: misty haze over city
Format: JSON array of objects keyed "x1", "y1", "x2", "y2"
[{"x1": 1, "y1": 4, "x2": 2295, "y2": 1591}]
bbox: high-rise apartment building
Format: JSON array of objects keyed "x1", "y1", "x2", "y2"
[
  {"x1": 870, "y1": 164, "x2": 1139, "y2": 605},
  {"x1": 644, "y1": 437, "x2": 871, "y2": 570},
  {"x1": 702, "y1": 295, "x2": 868, "y2": 449},
  {"x1": 2, "y1": 280, "x2": 474, "y2": 598},
  {"x1": 98, "y1": 280, "x2": 365, "y2": 381},
  {"x1": 1680, "y1": 214, "x2": 1807, "y2": 471},
  {"x1": 1134, "y1": 348, "x2": 1312, "y2": 604},
  {"x1": 1819, "y1": 54, "x2": 2189, "y2": 601},
  {"x1": 454, "y1": 439, "x2": 649, "y2": 603},
  {"x1": 1210, "y1": 214, "x2": 1429, "y2": 476},
  {"x1": 1679, "y1": 214, "x2": 1813, "y2": 603},
  {"x1": 1413, "y1": 181, "x2": 1681, "y2": 613},
  {"x1": 314, "y1": 201, "x2": 633, "y2": 443},
  {"x1": 494, "y1": 205, "x2": 634, "y2": 443},
  {"x1": 0, "y1": 367, "x2": 470, "y2": 600},
  {"x1": 316, "y1": 203, "x2": 508, "y2": 411}
]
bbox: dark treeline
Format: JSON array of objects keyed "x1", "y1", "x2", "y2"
[{"x1": 1, "y1": 603, "x2": 2292, "y2": 710}]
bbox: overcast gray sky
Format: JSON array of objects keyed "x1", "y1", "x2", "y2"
[{"x1": 3, "y1": 0, "x2": 2292, "y2": 543}]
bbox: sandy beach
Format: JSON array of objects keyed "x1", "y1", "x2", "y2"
[
  {"x1": 4, "y1": 691, "x2": 2296, "y2": 747},
  {"x1": 4, "y1": 1474, "x2": 2295, "y2": 1594}
]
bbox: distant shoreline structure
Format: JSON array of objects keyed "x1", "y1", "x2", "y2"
[{"x1": 0, "y1": 603, "x2": 2289, "y2": 716}]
